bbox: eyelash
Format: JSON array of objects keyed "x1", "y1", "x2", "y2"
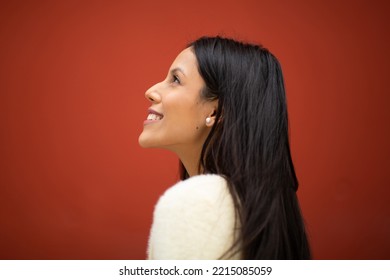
[{"x1": 172, "y1": 74, "x2": 181, "y2": 84}]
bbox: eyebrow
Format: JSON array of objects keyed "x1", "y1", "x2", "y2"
[{"x1": 170, "y1": 67, "x2": 186, "y2": 77}]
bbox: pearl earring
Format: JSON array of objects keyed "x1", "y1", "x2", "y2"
[{"x1": 206, "y1": 117, "x2": 211, "y2": 125}]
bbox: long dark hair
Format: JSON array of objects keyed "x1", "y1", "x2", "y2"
[{"x1": 180, "y1": 36, "x2": 311, "y2": 259}]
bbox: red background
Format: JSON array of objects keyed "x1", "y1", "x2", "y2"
[{"x1": 0, "y1": 0, "x2": 389, "y2": 259}]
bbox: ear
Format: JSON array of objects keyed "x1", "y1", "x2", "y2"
[{"x1": 205, "y1": 100, "x2": 218, "y2": 127}]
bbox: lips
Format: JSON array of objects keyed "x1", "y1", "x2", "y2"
[
  {"x1": 144, "y1": 108, "x2": 164, "y2": 125},
  {"x1": 148, "y1": 108, "x2": 163, "y2": 118}
]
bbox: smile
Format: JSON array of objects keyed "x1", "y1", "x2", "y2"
[
  {"x1": 144, "y1": 109, "x2": 164, "y2": 125},
  {"x1": 147, "y1": 113, "x2": 163, "y2": 121}
]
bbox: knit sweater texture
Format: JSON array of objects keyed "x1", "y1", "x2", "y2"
[{"x1": 147, "y1": 174, "x2": 241, "y2": 259}]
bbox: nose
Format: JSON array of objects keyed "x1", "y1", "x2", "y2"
[{"x1": 145, "y1": 82, "x2": 162, "y2": 103}]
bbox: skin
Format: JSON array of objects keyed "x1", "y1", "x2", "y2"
[{"x1": 138, "y1": 47, "x2": 217, "y2": 176}]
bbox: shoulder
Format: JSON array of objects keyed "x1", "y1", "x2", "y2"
[
  {"x1": 148, "y1": 174, "x2": 239, "y2": 259},
  {"x1": 158, "y1": 174, "x2": 230, "y2": 208}
]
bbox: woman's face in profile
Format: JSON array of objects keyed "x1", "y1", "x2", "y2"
[{"x1": 138, "y1": 48, "x2": 216, "y2": 154}]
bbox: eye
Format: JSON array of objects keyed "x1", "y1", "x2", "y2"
[{"x1": 172, "y1": 74, "x2": 181, "y2": 84}]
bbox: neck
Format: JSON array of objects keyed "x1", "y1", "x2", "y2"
[
  {"x1": 180, "y1": 157, "x2": 200, "y2": 177},
  {"x1": 173, "y1": 145, "x2": 203, "y2": 178}
]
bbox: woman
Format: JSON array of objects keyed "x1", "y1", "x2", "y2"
[{"x1": 138, "y1": 36, "x2": 311, "y2": 259}]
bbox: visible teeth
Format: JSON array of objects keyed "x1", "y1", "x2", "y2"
[{"x1": 147, "y1": 113, "x2": 162, "y2": 121}]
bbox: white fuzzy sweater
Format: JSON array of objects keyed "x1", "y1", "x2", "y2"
[{"x1": 147, "y1": 174, "x2": 242, "y2": 260}]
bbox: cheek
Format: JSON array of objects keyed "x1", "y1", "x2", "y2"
[
  {"x1": 165, "y1": 94, "x2": 202, "y2": 124},
  {"x1": 167, "y1": 102, "x2": 203, "y2": 129},
  {"x1": 164, "y1": 114, "x2": 199, "y2": 138},
  {"x1": 161, "y1": 110, "x2": 204, "y2": 145}
]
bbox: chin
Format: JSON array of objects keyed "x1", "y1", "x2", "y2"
[
  {"x1": 138, "y1": 134, "x2": 149, "y2": 148},
  {"x1": 138, "y1": 133, "x2": 157, "y2": 148}
]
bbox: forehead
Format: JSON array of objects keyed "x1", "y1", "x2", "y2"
[{"x1": 170, "y1": 47, "x2": 198, "y2": 75}]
